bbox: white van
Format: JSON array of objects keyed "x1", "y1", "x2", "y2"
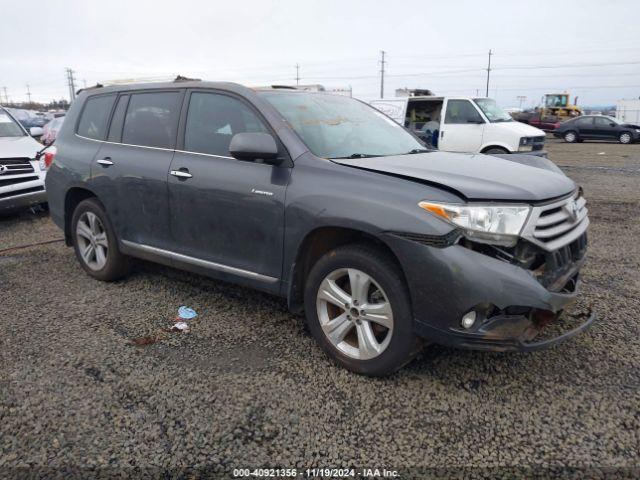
[{"x1": 369, "y1": 96, "x2": 547, "y2": 155}]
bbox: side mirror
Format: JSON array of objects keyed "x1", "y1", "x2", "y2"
[
  {"x1": 229, "y1": 132, "x2": 280, "y2": 165},
  {"x1": 610, "y1": 123, "x2": 616, "y2": 127},
  {"x1": 30, "y1": 127, "x2": 43, "y2": 137}
]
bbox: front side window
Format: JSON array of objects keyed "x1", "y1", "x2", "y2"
[
  {"x1": 594, "y1": 116, "x2": 618, "y2": 127},
  {"x1": 0, "y1": 110, "x2": 25, "y2": 137},
  {"x1": 122, "y1": 92, "x2": 182, "y2": 149},
  {"x1": 260, "y1": 92, "x2": 424, "y2": 158},
  {"x1": 184, "y1": 92, "x2": 268, "y2": 157},
  {"x1": 473, "y1": 98, "x2": 512, "y2": 123},
  {"x1": 444, "y1": 100, "x2": 484, "y2": 124},
  {"x1": 77, "y1": 95, "x2": 116, "y2": 140}
]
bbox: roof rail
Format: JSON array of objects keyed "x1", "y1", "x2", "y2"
[
  {"x1": 75, "y1": 83, "x2": 104, "y2": 96},
  {"x1": 174, "y1": 75, "x2": 201, "y2": 82}
]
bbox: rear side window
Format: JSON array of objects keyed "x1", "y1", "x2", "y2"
[
  {"x1": 184, "y1": 92, "x2": 268, "y2": 157},
  {"x1": 576, "y1": 117, "x2": 593, "y2": 127},
  {"x1": 444, "y1": 100, "x2": 483, "y2": 124},
  {"x1": 122, "y1": 92, "x2": 182, "y2": 149},
  {"x1": 77, "y1": 95, "x2": 116, "y2": 140}
]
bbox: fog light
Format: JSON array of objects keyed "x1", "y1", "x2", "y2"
[{"x1": 461, "y1": 311, "x2": 477, "y2": 329}]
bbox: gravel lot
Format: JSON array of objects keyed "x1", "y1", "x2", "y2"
[{"x1": 1, "y1": 139, "x2": 639, "y2": 478}]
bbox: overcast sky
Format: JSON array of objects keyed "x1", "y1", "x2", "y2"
[{"x1": 1, "y1": 0, "x2": 638, "y2": 107}]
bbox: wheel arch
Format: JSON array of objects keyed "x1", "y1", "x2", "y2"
[
  {"x1": 480, "y1": 144, "x2": 511, "y2": 154},
  {"x1": 64, "y1": 186, "x2": 99, "y2": 245},
  {"x1": 286, "y1": 226, "x2": 407, "y2": 314}
]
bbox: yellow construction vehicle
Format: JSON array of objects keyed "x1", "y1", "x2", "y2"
[{"x1": 541, "y1": 93, "x2": 582, "y2": 121}]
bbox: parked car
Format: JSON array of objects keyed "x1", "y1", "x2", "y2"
[
  {"x1": 369, "y1": 95, "x2": 547, "y2": 155},
  {"x1": 0, "y1": 107, "x2": 51, "y2": 213},
  {"x1": 46, "y1": 81, "x2": 593, "y2": 375},
  {"x1": 514, "y1": 110, "x2": 561, "y2": 131},
  {"x1": 5, "y1": 108, "x2": 47, "y2": 130},
  {"x1": 554, "y1": 115, "x2": 640, "y2": 144},
  {"x1": 41, "y1": 116, "x2": 65, "y2": 145}
]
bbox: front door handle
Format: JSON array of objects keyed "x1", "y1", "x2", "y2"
[
  {"x1": 170, "y1": 169, "x2": 193, "y2": 179},
  {"x1": 97, "y1": 158, "x2": 114, "y2": 166}
]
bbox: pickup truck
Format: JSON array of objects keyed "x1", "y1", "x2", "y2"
[{"x1": 370, "y1": 95, "x2": 547, "y2": 156}]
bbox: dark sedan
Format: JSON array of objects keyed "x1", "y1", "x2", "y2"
[{"x1": 554, "y1": 115, "x2": 640, "y2": 144}]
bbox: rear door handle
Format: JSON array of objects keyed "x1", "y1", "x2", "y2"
[
  {"x1": 97, "y1": 158, "x2": 114, "y2": 166},
  {"x1": 170, "y1": 169, "x2": 193, "y2": 179}
]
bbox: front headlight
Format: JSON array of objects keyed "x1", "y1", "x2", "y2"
[
  {"x1": 418, "y1": 201, "x2": 531, "y2": 246},
  {"x1": 518, "y1": 136, "x2": 535, "y2": 152},
  {"x1": 635, "y1": 129, "x2": 640, "y2": 133}
]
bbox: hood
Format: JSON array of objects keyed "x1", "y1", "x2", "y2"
[
  {"x1": 622, "y1": 123, "x2": 640, "y2": 129},
  {"x1": 491, "y1": 120, "x2": 545, "y2": 137},
  {"x1": 332, "y1": 151, "x2": 576, "y2": 202},
  {"x1": 0, "y1": 135, "x2": 43, "y2": 158}
]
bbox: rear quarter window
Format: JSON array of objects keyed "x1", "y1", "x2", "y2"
[{"x1": 76, "y1": 95, "x2": 116, "y2": 140}]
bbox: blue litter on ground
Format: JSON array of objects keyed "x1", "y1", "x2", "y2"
[{"x1": 178, "y1": 306, "x2": 198, "y2": 320}]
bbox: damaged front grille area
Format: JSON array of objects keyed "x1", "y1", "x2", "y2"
[
  {"x1": 523, "y1": 189, "x2": 589, "y2": 252},
  {"x1": 461, "y1": 231, "x2": 587, "y2": 292}
]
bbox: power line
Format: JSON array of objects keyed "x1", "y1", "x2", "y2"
[
  {"x1": 485, "y1": 49, "x2": 492, "y2": 97},
  {"x1": 379, "y1": 50, "x2": 386, "y2": 99},
  {"x1": 66, "y1": 68, "x2": 76, "y2": 102}
]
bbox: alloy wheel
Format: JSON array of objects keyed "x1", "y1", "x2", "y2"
[
  {"x1": 564, "y1": 132, "x2": 576, "y2": 143},
  {"x1": 316, "y1": 268, "x2": 393, "y2": 360},
  {"x1": 620, "y1": 133, "x2": 632, "y2": 144},
  {"x1": 76, "y1": 212, "x2": 108, "y2": 271}
]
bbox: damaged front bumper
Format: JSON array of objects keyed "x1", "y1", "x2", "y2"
[{"x1": 383, "y1": 230, "x2": 593, "y2": 352}]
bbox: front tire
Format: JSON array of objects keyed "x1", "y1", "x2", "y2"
[
  {"x1": 483, "y1": 147, "x2": 509, "y2": 155},
  {"x1": 563, "y1": 131, "x2": 578, "y2": 143},
  {"x1": 619, "y1": 132, "x2": 632, "y2": 144},
  {"x1": 71, "y1": 198, "x2": 130, "y2": 281},
  {"x1": 303, "y1": 244, "x2": 422, "y2": 376}
]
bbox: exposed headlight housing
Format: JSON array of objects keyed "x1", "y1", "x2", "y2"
[
  {"x1": 518, "y1": 136, "x2": 535, "y2": 152},
  {"x1": 418, "y1": 201, "x2": 531, "y2": 246}
]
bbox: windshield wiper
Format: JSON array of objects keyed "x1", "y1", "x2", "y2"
[
  {"x1": 405, "y1": 148, "x2": 431, "y2": 154},
  {"x1": 330, "y1": 153, "x2": 380, "y2": 159}
]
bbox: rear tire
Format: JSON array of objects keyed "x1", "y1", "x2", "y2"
[
  {"x1": 563, "y1": 131, "x2": 578, "y2": 143},
  {"x1": 71, "y1": 198, "x2": 130, "y2": 281},
  {"x1": 619, "y1": 132, "x2": 632, "y2": 144},
  {"x1": 303, "y1": 244, "x2": 422, "y2": 376}
]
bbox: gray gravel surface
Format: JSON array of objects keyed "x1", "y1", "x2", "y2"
[{"x1": 1, "y1": 141, "x2": 639, "y2": 479}]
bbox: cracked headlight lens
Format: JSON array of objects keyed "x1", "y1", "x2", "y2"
[{"x1": 418, "y1": 201, "x2": 531, "y2": 246}]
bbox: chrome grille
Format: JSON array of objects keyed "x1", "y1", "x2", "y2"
[
  {"x1": 0, "y1": 157, "x2": 35, "y2": 174},
  {"x1": 522, "y1": 190, "x2": 589, "y2": 252}
]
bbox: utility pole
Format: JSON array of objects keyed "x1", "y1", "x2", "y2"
[
  {"x1": 517, "y1": 95, "x2": 527, "y2": 109},
  {"x1": 66, "y1": 68, "x2": 77, "y2": 102},
  {"x1": 2, "y1": 87, "x2": 7, "y2": 105},
  {"x1": 26, "y1": 84, "x2": 32, "y2": 104},
  {"x1": 295, "y1": 63, "x2": 300, "y2": 86},
  {"x1": 379, "y1": 50, "x2": 386, "y2": 99},
  {"x1": 485, "y1": 49, "x2": 492, "y2": 97}
]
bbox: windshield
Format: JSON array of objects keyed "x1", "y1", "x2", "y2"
[
  {"x1": 0, "y1": 110, "x2": 26, "y2": 137},
  {"x1": 473, "y1": 98, "x2": 512, "y2": 123},
  {"x1": 260, "y1": 92, "x2": 424, "y2": 158}
]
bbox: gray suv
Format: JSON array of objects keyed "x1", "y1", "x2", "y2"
[{"x1": 45, "y1": 80, "x2": 593, "y2": 375}]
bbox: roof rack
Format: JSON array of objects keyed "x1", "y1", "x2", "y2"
[
  {"x1": 75, "y1": 83, "x2": 104, "y2": 96},
  {"x1": 174, "y1": 75, "x2": 201, "y2": 82}
]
